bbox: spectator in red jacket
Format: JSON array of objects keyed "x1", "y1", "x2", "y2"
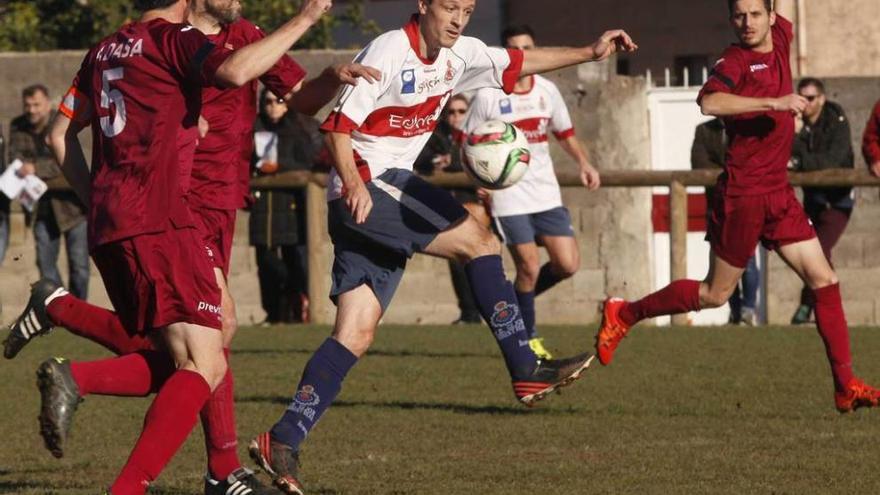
[{"x1": 863, "y1": 99, "x2": 880, "y2": 177}]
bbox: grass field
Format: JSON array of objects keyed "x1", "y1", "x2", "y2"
[{"x1": 1, "y1": 323, "x2": 879, "y2": 494}]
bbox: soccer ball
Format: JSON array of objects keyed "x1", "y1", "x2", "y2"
[{"x1": 462, "y1": 120, "x2": 531, "y2": 190}]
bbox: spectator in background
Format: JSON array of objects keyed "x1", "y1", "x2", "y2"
[
  {"x1": 414, "y1": 94, "x2": 484, "y2": 324},
  {"x1": 864, "y1": 97, "x2": 880, "y2": 178},
  {"x1": 9, "y1": 84, "x2": 88, "y2": 299},
  {"x1": 250, "y1": 89, "x2": 322, "y2": 324},
  {"x1": 789, "y1": 78, "x2": 855, "y2": 324},
  {"x1": 0, "y1": 125, "x2": 8, "y2": 267},
  {"x1": 691, "y1": 117, "x2": 760, "y2": 325}
]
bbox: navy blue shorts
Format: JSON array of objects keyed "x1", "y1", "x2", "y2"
[
  {"x1": 494, "y1": 206, "x2": 575, "y2": 245},
  {"x1": 328, "y1": 169, "x2": 469, "y2": 311}
]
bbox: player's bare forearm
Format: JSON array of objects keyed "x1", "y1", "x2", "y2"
[
  {"x1": 47, "y1": 114, "x2": 91, "y2": 208},
  {"x1": 559, "y1": 136, "x2": 590, "y2": 166},
  {"x1": 700, "y1": 92, "x2": 805, "y2": 117},
  {"x1": 215, "y1": 0, "x2": 330, "y2": 87},
  {"x1": 521, "y1": 30, "x2": 638, "y2": 76}
]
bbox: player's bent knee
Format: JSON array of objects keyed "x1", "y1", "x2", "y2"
[
  {"x1": 552, "y1": 258, "x2": 580, "y2": 279},
  {"x1": 701, "y1": 290, "x2": 731, "y2": 309},
  {"x1": 810, "y1": 273, "x2": 839, "y2": 290}
]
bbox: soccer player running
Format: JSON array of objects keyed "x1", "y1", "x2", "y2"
[
  {"x1": 594, "y1": 0, "x2": 880, "y2": 412},
  {"x1": 463, "y1": 24, "x2": 600, "y2": 360},
  {"x1": 247, "y1": 1, "x2": 636, "y2": 493},
  {"x1": 3, "y1": 1, "x2": 378, "y2": 493},
  {"x1": 13, "y1": 0, "x2": 340, "y2": 492}
]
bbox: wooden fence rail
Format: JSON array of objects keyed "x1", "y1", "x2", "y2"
[{"x1": 252, "y1": 169, "x2": 880, "y2": 324}]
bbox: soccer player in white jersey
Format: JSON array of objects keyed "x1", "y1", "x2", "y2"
[
  {"x1": 464, "y1": 25, "x2": 600, "y2": 360},
  {"x1": 248, "y1": 2, "x2": 637, "y2": 492}
]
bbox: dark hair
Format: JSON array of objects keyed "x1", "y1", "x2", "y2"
[
  {"x1": 22, "y1": 84, "x2": 49, "y2": 99},
  {"x1": 449, "y1": 94, "x2": 469, "y2": 107},
  {"x1": 133, "y1": 0, "x2": 178, "y2": 12},
  {"x1": 727, "y1": 0, "x2": 772, "y2": 15},
  {"x1": 501, "y1": 25, "x2": 536, "y2": 47},
  {"x1": 797, "y1": 77, "x2": 825, "y2": 94}
]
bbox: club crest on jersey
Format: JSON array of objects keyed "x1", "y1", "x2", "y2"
[
  {"x1": 444, "y1": 60, "x2": 456, "y2": 82},
  {"x1": 499, "y1": 98, "x2": 512, "y2": 114},
  {"x1": 401, "y1": 69, "x2": 416, "y2": 94},
  {"x1": 750, "y1": 63, "x2": 769, "y2": 73}
]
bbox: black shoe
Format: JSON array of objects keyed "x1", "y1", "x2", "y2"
[
  {"x1": 249, "y1": 432, "x2": 304, "y2": 495},
  {"x1": 36, "y1": 357, "x2": 83, "y2": 458},
  {"x1": 512, "y1": 353, "x2": 595, "y2": 407},
  {"x1": 4, "y1": 279, "x2": 66, "y2": 359},
  {"x1": 205, "y1": 467, "x2": 283, "y2": 495}
]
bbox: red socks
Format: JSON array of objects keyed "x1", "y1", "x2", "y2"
[
  {"x1": 47, "y1": 294, "x2": 152, "y2": 355},
  {"x1": 70, "y1": 351, "x2": 175, "y2": 397},
  {"x1": 813, "y1": 284, "x2": 854, "y2": 392},
  {"x1": 201, "y1": 349, "x2": 240, "y2": 480},
  {"x1": 619, "y1": 280, "x2": 702, "y2": 326},
  {"x1": 111, "y1": 370, "x2": 211, "y2": 495}
]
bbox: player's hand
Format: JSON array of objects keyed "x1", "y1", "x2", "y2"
[
  {"x1": 16, "y1": 162, "x2": 36, "y2": 177},
  {"x1": 870, "y1": 161, "x2": 880, "y2": 177},
  {"x1": 344, "y1": 178, "x2": 372, "y2": 224},
  {"x1": 476, "y1": 187, "x2": 491, "y2": 202},
  {"x1": 332, "y1": 63, "x2": 381, "y2": 86},
  {"x1": 772, "y1": 94, "x2": 807, "y2": 115},
  {"x1": 579, "y1": 163, "x2": 601, "y2": 190},
  {"x1": 794, "y1": 114, "x2": 804, "y2": 134},
  {"x1": 433, "y1": 154, "x2": 452, "y2": 170},
  {"x1": 299, "y1": 0, "x2": 332, "y2": 24},
  {"x1": 590, "y1": 29, "x2": 638, "y2": 62}
]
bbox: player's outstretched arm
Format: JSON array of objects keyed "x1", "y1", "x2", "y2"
[
  {"x1": 326, "y1": 131, "x2": 372, "y2": 224},
  {"x1": 215, "y1": 0, "x2": 331, "y2": 87},
  {"x1": 520, "y1": 29, "x2": 638, "y2": 77},
  {"x1": 288, "y1": 64, "x2": 381, "y2": 116},
  {"x1": 700, "y1": 92, "x2": 807, "y2": 117},
  {"x1": 46, "y1": 113, "x2": 91, "y2": 208}
]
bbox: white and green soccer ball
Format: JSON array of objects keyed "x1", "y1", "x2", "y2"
[{"x1": 462, "y1": 120, "x2": 531, "y2": 190}]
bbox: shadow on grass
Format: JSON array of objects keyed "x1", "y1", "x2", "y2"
[
  {"x1": 234, "y1": 348, "x2": 497, "y2": 359},
  {"x1": 237, "y1": 395, "x2": 581, "y2": 416},
  {"x1": 0, "y1": 479, "x2": 61, "y2": 494}
]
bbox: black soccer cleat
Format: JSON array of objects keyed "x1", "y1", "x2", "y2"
[
  {"x1": 512, "y1": 353, "x2": 595, "y2": 407},
  {"x1": 36, "y1": 357, "x2": 83, "y2": 458},
  {"x1": 205, "y1": 467, "x2": 284, "y2": 495},
  {"x1": 249, "y1": 432, "x2": 304, "y2": 495},
  {"x1": 3, "y1": 279, "x2": 67, "y2": 359}
]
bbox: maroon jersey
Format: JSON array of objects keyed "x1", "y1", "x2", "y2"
[
  {"x1": 698, "y1": 15, "x2": 794, "y2": 197},
  {"x1": 60, "y1": 19, "x2": 230, "y2": 248},
  {"x1": 192, "y1": 19, "x2": 307, "y2": 210}
]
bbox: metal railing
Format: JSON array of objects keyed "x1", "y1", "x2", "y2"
[{"x1": 253, "y1": 168, "x2": 880, "y2": 324}]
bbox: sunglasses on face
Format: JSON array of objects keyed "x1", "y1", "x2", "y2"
[
  {"x1": 801, "y1": 95, "x2": 820, "y2": 102},
  {"x1": 448, "y1": 109, "x2": 467, "y2": 115}
]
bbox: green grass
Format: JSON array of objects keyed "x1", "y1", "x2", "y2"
[{"x1": 1, "y1": 324, "x2": 879, "y2": 494}]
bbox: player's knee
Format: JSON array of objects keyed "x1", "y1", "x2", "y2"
[
  {"x1": 466, "y1": 227, "x2": 501, "y2": 260},
  {"x1": 551, "y1": 257, "x2": 580, "y2": 279},
  {"x1": 701, "y1": 288, "x2": 733, "y2": 309},
  {"x1": 809, "y1": 272, "x2": 839, "y2": 290},
  {"x1": 199, "y1": 357, "x2": 229, "y2": 391},
  {"x1": 516, "y1": 261, "x2": 540, "y2": 287}
]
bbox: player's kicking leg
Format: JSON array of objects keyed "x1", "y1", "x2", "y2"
[
  {"x1": 596, "y1": 251, "x2": 744, "y2": 365},
  {"x1": 776, "y1": 238, "x2": 880, "y2": 412},
  {"x1": 425, "y1": 213, "x2": 593, "y2": 406},
  {"x1": 250, "y1": 284, "x2": 378, "y2": 495}
]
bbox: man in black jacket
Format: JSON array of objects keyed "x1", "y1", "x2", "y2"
[{"x1": 790, "y1": 77, "x2": 855, "y2": 324}]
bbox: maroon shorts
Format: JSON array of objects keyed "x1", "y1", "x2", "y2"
[
  {"x1": 707, "y1": 186, "x2": 816, "y2": 268},
  {"x1": 92, "y1": 227, "x2": 223, "y2": 334},
  {"x1": 193, "y1": 207, "x2": 236, "y2": 276}
]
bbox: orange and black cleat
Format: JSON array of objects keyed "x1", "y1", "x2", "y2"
[
  {"x1": 835, "y1": 378, "x2": 880, "y2": 413},
  {"x1": 595, "y1": 297, "x2": 632, "y2": 366}
]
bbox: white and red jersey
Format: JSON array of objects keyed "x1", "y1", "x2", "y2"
[
  {"x1": 320, "y1": 14, "x2": 523, "y2": 200},
  {"x1": 463, "y1": 75, "x2": 575, "y2": 217}
]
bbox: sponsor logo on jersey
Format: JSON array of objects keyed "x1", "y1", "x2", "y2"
[
  {"x1": 417, "y1": 76, "x2": 443, "y2": 94},
  {"x1": 499, "y1": 98, "x2": 512, "y2": 114},
  {"x1": 388, "y1": 112, "x2": 437, "y2": 133},
  {"x1": 749, "y1": 63, "x2": 769, "y2": 73},
  {"x1": 197, "y1": 301, "x2": 221, "y2": 314},
  {"x1": 401, "y1": 69, "x2": 416, "y2": 94}
]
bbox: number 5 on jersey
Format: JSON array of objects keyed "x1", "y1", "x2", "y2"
[{"x1": 101, "y1": 67, "x2": 126, "y2": 137}]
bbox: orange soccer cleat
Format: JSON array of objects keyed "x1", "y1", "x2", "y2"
[
  {"x1": 595, "y1": 297, "x2": 632, "y2": 366},
  {"x1": 835, "y1": 378, "x2": 880, "y2": 413}
]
